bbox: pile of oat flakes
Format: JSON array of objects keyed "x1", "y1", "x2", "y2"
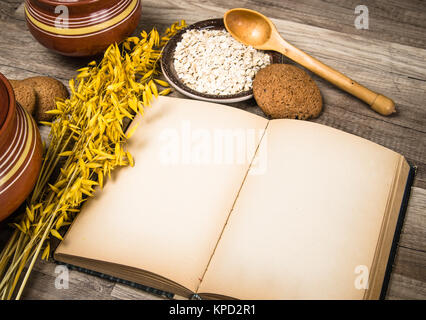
[{"x1": 174, "y1": 29, "x2": 271, "y2": 95}]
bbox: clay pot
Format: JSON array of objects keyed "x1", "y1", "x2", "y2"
[
  {"x1": 25, "y1": 0, "x2": 142, "y2": 57},
  {"x1": 0, "y1": 73, "x2": 43, "y2": 222}
]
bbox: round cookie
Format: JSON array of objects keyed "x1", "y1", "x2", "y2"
[
  {"x1": 253, "y1": 64, "x2": 322, "y2": 120},
  {"x1": 23, "y1": 76, "x2": 69, "y2": 122},
  {"x1": 9, "y1": 80, "x2": 37, "y2": 115}
]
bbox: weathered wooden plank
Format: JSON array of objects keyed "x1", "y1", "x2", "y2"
[
  {"x1": 227, "y1": 0, "x2": 426, "y2": 50},
  {"x1": 0, "y1": 0, "x2": 23, "y2": 21},
  {"x1": 0, "y1": 19, "x2": 92, "y2": 81},
  {"x1": 387, "y1": 246, "x2": 426, "y2": 300},
  {"x1": 392, "y1": 246, "x2": 426, "y2": 284},
  {"x1": 387, "y1": 273, "x2": 426, "y2": 300},
  {"x1": 399, "y1": 187, "x2": 426, "y2": 252},
  {"x1": 110, "y1": 283, "x2": 165, "y2": 300},
  {"x1": 21, "y1": 260, "x2": 119, "y2": 300}
]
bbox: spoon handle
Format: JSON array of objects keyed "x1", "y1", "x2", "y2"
[{"x1": 275, "y1": 39, "x2": 396, "y2": 116}]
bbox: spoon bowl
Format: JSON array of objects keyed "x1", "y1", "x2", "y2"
[
  {"x1": 224, "y1": 9, "x2": 272, "y2": 48},
  {"x1": 224, "y1": 8, "x2": 396, "y2": 116}
]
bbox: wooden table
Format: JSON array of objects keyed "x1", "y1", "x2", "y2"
[{"x1": 0, "y1": 0, "x2": 425, "y2": 300}]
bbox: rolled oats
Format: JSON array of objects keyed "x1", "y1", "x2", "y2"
[{"x1": 174, "y1": 29, "x2": 271, "y2": 95}]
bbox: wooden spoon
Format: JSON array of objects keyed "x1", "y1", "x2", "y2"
[{"x1": 224, "y1": 8, "x2": 396, "y2": 116}]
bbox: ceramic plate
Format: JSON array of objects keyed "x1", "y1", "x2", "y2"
[{"x1": 160, "y1": 18, "x2": 284, "y2": 103}]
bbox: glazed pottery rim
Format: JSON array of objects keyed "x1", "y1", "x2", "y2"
[
  {"x1": 34, "y1": 0, "x2": 102, "y2": 6},
  {"x1": 160, "y1": 18, "x2": 284, "y2": 103},
  {"x1": 0, "y1": 73, "x2": 16, "y2": 137}
]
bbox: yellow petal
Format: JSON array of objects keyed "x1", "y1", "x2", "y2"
[
  {"x1": 154, "y1": 79, "x2": 170, "y2": 87},
  {"x1": 50, "y1": 229, "x2": 63, "y2": 240},
  {"x1": 126, "y1": 123, "x2": 139, "y2": 139}
]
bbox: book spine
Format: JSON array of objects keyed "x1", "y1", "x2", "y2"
[{"x1": 379, "y1": 165, "x2": 416, "y2": 299}]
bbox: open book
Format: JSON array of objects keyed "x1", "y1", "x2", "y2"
[{"x1": 55, "y1": 97, "x2": 413, "y2": 300}]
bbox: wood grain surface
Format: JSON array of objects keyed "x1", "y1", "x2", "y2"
[{"x1": 0, "y1": 0, "x2": 424, "y2": 300}]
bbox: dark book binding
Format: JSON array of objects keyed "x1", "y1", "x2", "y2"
[{"x1": 379, "y1": 165, "x2": 416, "y2": 299}]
